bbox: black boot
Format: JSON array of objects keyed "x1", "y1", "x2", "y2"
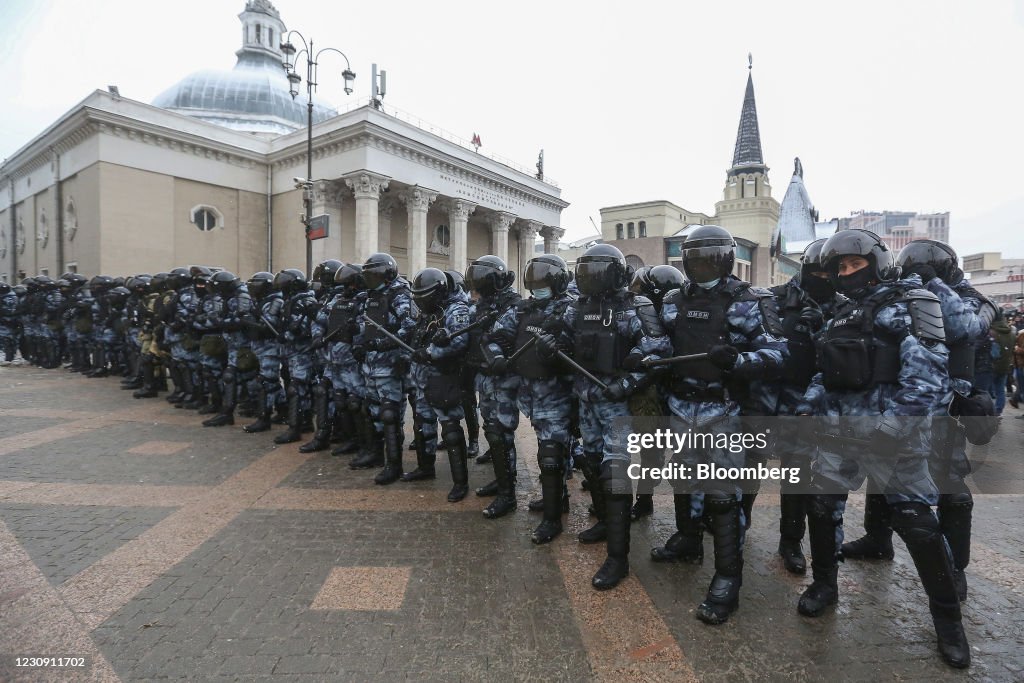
[
  {"x1": 197, "y1": 372, "x2": 221, "y2": 415},
  {"x1": 938, "y1": 493, "x2": 972, "y2": 602},
  {"x1": 133, "y1": 356, "x2": 159, "y2": 398},
  {"x1": 273, "y1": 390, "x2": 303, "y2": 444},
  {"x1": 203, "y1": 368, "x2": 237, "y2": 427},
  {"x1": 299, "y1": 383, "x2": 332, "y2": 452},
  {"x1": 741, "y1": 489, "x2": 758, "y2": 531},
  {"x1": 165, "y1": 363, "x2": 185, "y2": 403},
  {"x1": 631, "y1": 494, "x2": 654, "y2": 521},
  {"x1": 577, "y1": 452, "x2": 607, "y2": 544},
  {"x1": 182, "y1": 372, "x2": 207, "y2": 410},
  {"x1": 348, "y1": 405, "x2": 382, "y2": 468},
  {"x1": 532, "y1": 443, "x2": 567, "y2": 544},
  {"x1": 244, "y1": 386, "x2": 273, "y2": 433},
  {"x1": 798, "y1": 494, "x2": 843, "y2": 617},
  {"x1": 592, "y1": 493, "x2": 631, "y2": 590},
  {"x1": 475, "y1": 449, "x2": 492, "y2": 465},
  {"x1": 402, "y1": 419, "x2": 436, "y2": 481},
  {"x1": 778, "y1": 493, "x2": 807, "y2": 575},
  {"x1": 651, "y1": 494, "x2": 704, "y2": 563},
  {"x1": 121, "y1": 354, "x2": 143, "y2": 388},
  {"x1": 483, "y1": 432, "x2": 517, "y2": 519},
  {"x1": 696, "y1": 496, "x2": 744, "y2": 625},
  {"x1": 841, "y1": 493, "x2": 894, "y2": 560},
  {"x1": 330, "y1": 392, "x2": 360, "y2": 455},
  {"x1": 890, "y1": 502, "x2": 970, "y2": 669},
  {"x1": 443, "y1": 421, "x2": 469, "y2": 502},
  {"x1": 374, "y1": 410, "x2": 404, "y2": 485}
]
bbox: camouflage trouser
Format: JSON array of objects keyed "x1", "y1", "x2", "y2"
[
  {"x1": 363, "y1": 372, "x2": 406, "y2": 433},
  {"x1": 282, "y1": 347, "x2": 313, "y2": 411},
  {"x1": 247, "y1": 340, "x2": 281, "y2": 410},
  {"x1": 477, "y1": 372, "x2": 520, "y2": 468},
  {"x1": 0, "y1": 324, "x2": 17, "y2": 361},
  {"x1": 413, "y1": 381, "x2": 465, "y2": 455}
]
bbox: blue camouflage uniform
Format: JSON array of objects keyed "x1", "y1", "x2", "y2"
[
  {"x1": 357, "y1": 277, "x2": 416, "y2": 435},
  {"x1": 245, "y1": 290, "x2": 285, "y2": 413},
  {"x1": 278, "y1": 288, "x2": 319, "y2": 412},
  {"x1": 0, "y1": 287, "x2": 18, "y2": 361},
  {"x1": 168, "y1": 286, "x2": 202, "y2": 388}
]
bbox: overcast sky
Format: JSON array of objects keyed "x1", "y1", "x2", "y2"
[{"x1": 2, "y1": 0, "x2": 1023, "y2": 258}]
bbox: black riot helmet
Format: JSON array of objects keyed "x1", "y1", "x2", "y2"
[
  {"x1": 65, "y1": 273, "x2": 87, "y2": 289},
  {"x1": 34, "y1": 275, "x2": 56, "y2": 290},
  {"x1": 362, "y1": 253, "x2": 399, "y2": 291},
  {"x1": 13, "y1": 285, "x2": 27, "y2": 297},
  {"x1": 334, "y1": 263, "x2": 365, "y2": 291},
  {"x1": 21, "y1": 277, "x2": 39, "y2": 293},
  {"x1": 210, "y1": 270, "x2": 240, "y2": 297},
  {"x1": 575, "y1": 243, "x2": 629, "y2": 297},
  {"x1": 800, "y1": 238, "x2": 829, "y2": 276},
  {"x1": 112, "y1": 276, "x2": 126, "y2": 288},
  {"x1": 106, "y1": 286, "x2": 131, "y2": 306},
  {"x1": 273, "y1": 268, "x2": 308, "y2": 296},
  {"x1": 819, "y1": 229, "x2": 899, "y2": 285},
  {"x1": 681, "y1": 225, "x2": 736, "y2": 285},
  {"x1": 631, "y1": 264, "x2": 684, "y2": 305},
  {"x1": 247, "y1": 271, "x2": 275, "y2": 298},
  {"x1": 799, "y1": 238, "x2": 835, "y2": 303},
  {"x1": 0, "y1": 282, "x2": 11, "y2": 296},
  {"x1": 411, "y1": 268, "x2": 450, "y2": 313},
  {"x1": 89, "y1": 275, "x2": 114, "y2": 293},
  {"x1": 524, "y1": 254, "x2": 571, "y2": 296},
  {"x1": 466, "y1": 255, "x2": 515, "y2": 297},
  {"x1": 128, "y1": 274, "x2": 152, "y2": 294},
  {"x1": 445, "y1": 270, "x2": 468, "y2": 294},
  {"x1": 167, "y1": 267, "x2": 191, "y2": 289},
  {"x1": 897, "y1": 239, "x2": 963, "y2": 286},
  {"x1": 56, "y1": 279, "x2": 72, "y2": 294},
  {"x1": 189, "y1": 265, "x2": 213, "y2": 289},
  {"x1": 150, "y1": 273, "x2": 170, "y2": 292},
  {"x1": 312, "y1": 259, "x2": 344, "y2": 288}
]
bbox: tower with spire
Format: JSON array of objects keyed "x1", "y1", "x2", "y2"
[{"x1": 714, "y1": 54, "x2": 780, "y2": 281}]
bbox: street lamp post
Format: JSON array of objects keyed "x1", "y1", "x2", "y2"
[{"x1": 279, "y1": 33, "x2": 355, "y2": 276}]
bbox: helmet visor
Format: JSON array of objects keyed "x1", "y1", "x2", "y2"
[
  {"x1": 575, "y1": 260, "x2": 617, "y2": 296},
  {"x1": 682, "y1": 246, "x2": 733, "y2": 283}
]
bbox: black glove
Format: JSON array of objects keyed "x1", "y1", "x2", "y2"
[
  {"x1": 352, "y1": 345, "x2": 367, "y2": 362},
  {"x1": 535, "y1": 333, "x2": 561, "y2": 360},
  {"x1": 603, "y1": 378, "x2": 633, "y2": 402},
  {"x1": 708, "y1": 344, "x2": 739, "y2": 370},
  {"x1": 486, "y1": 354, "x2": 508, "y2": 375},
  {"x1": 909, "y1": 264, "x2": 938, "y2": 283},
  {"x1": 309, "y1": 336, "x2": 325, "y2": 351},
  {"x1": 622, "y1": 352, "x2": 645, "y2": 372},
  {"x1": 432, "y1": 329, "x2": 452, "y2": 347},
  {"x1": 369, "y1": 337, "x2": 396, "y2": 352},
  {"x1": 411, "y1": 347, "x2": 432, "y2": 364},
  {"x1": 797, "y1": 307, "x2": 824, "y2": 333},
  {"x1": 347, "y1": 320, "x2": 361, "y2": 336}
]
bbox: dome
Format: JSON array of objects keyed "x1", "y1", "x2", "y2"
[{"x1": 152, "y1": 52, "x2": 336, "y2": 135}]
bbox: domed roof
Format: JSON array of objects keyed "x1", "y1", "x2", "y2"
[{"x1": 152, "y1": 52, "x2": 336, "y2": 135}]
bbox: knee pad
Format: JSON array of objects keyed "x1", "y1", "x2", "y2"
[
  {"x1": 889, "y1": 501, "x2": 941, "y2": 545},
  {"x1": 940, "y1": 491, "x2": 973, "y2": 512},
  {"x1": 483, "y1": 425, "x2": 506, "y2": 452},
  {"x1": 285, "y1": 383, "x2": 299, "y2": 399},
  {"x1": 222, "y1": 366, "x2": 237, "y2": 384},
  {"x1": 441, "y1": 420, "x2": 465, "y2": 448},
  {"x1": 333, "y1": 389, "x2": 349, "y2": 407},
  {"x1": 347, "y1": 396, "x2": 362, "y2": 413},
  {"x1": 380, "y1": 401, "x2": 401, "y2": 426},
  {"x1": 311, "y1": 382, "x2": 327, "y2": 399},
  {"x1": 537, "y1": 441, "x2": 566, "y2": 473}
]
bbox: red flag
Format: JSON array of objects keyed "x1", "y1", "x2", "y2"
[{"x1": 471, "y1": 133, "x2": 481, "y2": 147}]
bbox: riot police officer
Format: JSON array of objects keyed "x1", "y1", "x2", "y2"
[
  {"x1": 272, "y1": 269, "x2": 319, "y2": 444},
  {"x1": 487, "y1": 254, "x2": 577, "y2": 542},
  {"x1": 323, "y1": 263, "x2": 370, "y2": 458},
  {"x1": 300, "y1": 260, "x2": 346, "y2": 452},
  {"x1": 242, "y1": 272, "x2": 285, "y2": 433},
  {"x1": 0, "y1": 282, "x2": 18, "y2": 363},
  {"x1": 796, "y1": 229, "x2": 969, "y2": 668},
  {"x1": 536, "y1": 244, "x2": 670, "y2": 590},
  {"x1": 464, "y1": 255, "x2": 522, "y2": 517},
  {"x1": 647, "y1": 226, "x2": 787, "y2": 624},
  {"x1": 202, "y1": 271, "x2": 251, "y2": 427}
]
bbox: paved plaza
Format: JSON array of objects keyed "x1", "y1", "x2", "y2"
[{"x1": 1, "y1": 364, "x2": 1022, "y2": 682}]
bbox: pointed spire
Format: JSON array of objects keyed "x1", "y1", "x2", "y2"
[{"x1": 730, "y1": 56, "x2": 766, "y2": 174}]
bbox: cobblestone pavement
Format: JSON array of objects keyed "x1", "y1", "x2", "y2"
[{"x1": 1, "y1": 364, "x2": 1022, "y2": 682}]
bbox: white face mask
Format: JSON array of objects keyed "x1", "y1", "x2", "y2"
[
  {"x1": 532, "y1": 287, "x2": 553, "y2": 300},
  {"x1": 696, "y1": 278, "x2": 720, "y2": 290}
]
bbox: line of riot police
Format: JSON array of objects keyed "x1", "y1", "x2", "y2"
[{"x1": 1, "y1": 224, "x2": 1003, "y2": 670}]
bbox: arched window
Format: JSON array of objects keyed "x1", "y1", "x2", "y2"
[
  {"x1": 615, "y1": 223, "x2": 624, "y2": 240},
  {"x1": 627, "y1": 222, "x2": 635, "y2": 239},
  {"x1": 64, "y1": 199, "x2": 77, "y2": 241},
  {"x1": 268, "y1": 28, "x2": 274, "y2": 47},
  {"x1": 190, "y1": 205, "x2": 223, "y2": 232},
  {"x1": 625, "y1": 254, "x2": 645, "y2": 270},
  {"x1": 638, "y1": 220, "x2": 647, "y2": 238},
  {"x1": 255, "y1": 24, "x2": 262, "y2": 44}
]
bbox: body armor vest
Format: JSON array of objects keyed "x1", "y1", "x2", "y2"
[
  {"x1": 572, "y1": 294, "x2": 630, "y2": 376},
  {"x1": 467, "y1": 289, "x2": 519, "y2": 368},
  {"x1": 668, "y1": 281, "x2": 752, "y2": 384},
  {"x1": 819, "y1": 287, "x2": 908, "y2": 391},
  {"x1": 327, "y1": 297, "x2": 358, "y2": 343},
  {"x1": 512, "y1": 298, "x2": 568, "y2": 379},
  {"x1": 949, "y1": 283, "x2": 989, "y2": 382},
  {"x1": 363, "y1": 287, "x2": 401, "y2": 343}
]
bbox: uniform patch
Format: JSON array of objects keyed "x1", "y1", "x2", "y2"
[
  {"x1": 686, "y1": 310, "x2": 711, "y2": 320},
  {"x1": 453, "y1": 313, "x2": 470, "y2": 325}
]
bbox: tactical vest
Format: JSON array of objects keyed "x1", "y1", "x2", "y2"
[
  {"x1": 327, "y1": 296, "x2": 358, "y2": 343},
  {"x1": 572, "y1": 294, "x2": 631, "y2": 376},
  {"x1": 466, "y1": 289, "x2": 519, "y2": 368},
  {"x1": 949, "y1": 283, "x2": 990, "y2": 382},
  {"x1": 512, "y1": 297, "x2": 569, "y2": 379},
  {"x1": 363, "y1": 286, "x2": 402, "y2": 343},
  {"x1": 818, "y1": 286, "x2": 910, "y2": 391},
  {"x1": 772, "y1": 283, "x2": 819, "y2": 387},
  {"x1": 666, "y1": 281, "x2": 754, "y2": 387}
]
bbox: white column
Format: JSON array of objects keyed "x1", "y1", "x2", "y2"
[
  {"x1": 344, "y1": 172, "x2": 390, "y2": 263},
  {"x1": 378, "y1": 196, "x2": 396, "y2": 256},
  {"x1": 488, "y1": 211, "x2": 516, "y2": 264},
  {"x1": 310, "y1": 179, "x2": 345, "y2": 268},
  {"x1": 541, "y1": 225, "x2": 565, "y2": 254},
  {"x1": 445, "y1": 199, "x2": 477, "y2": 273},
  {"x1": 516, "y1": 220, "x2": 542, "y2": 292},
  {"x1": 400, "y1": 186, "x2": 438, "y2": 277}
]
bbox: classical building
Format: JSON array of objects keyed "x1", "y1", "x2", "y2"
[
  {"x1": 962, "y1": 252, "x2": 1024, "y2": 310},
  {"x1": 838, "y1": 210, "x2": 950, "y2": 252},
  {"x1": 0, "y1": 0, "x2": 567, "y2": 282},
  {"x1": 599, "y1": 61, "x2": 780, "y2": 285}
]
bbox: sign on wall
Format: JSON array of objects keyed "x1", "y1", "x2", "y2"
[{"x1": 307, "y1": 214, "x2": 329, "y2": 241}]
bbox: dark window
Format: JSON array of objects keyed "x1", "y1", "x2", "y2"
[
  {"x1": 638, "y1": 220, "x2": 647, "y2": 238},
  {"x1": 269, "y1": 28, "x2": 274, "y2": 47},
  {"x1": 627, "y1": 222, "x2": 635, "y2": 238},
  {"x1": 616, "y1": 223, "x2": 624, "y2": 240},
  {"x1": 435, "y1": 224, "x2": 450, "y2": 247},
  {"x1": 194, "y1": 209, "x2": 217, "y2": 231},
  {"x1": 255, "y1": 24, "x2": 262, "y2": 43}
]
